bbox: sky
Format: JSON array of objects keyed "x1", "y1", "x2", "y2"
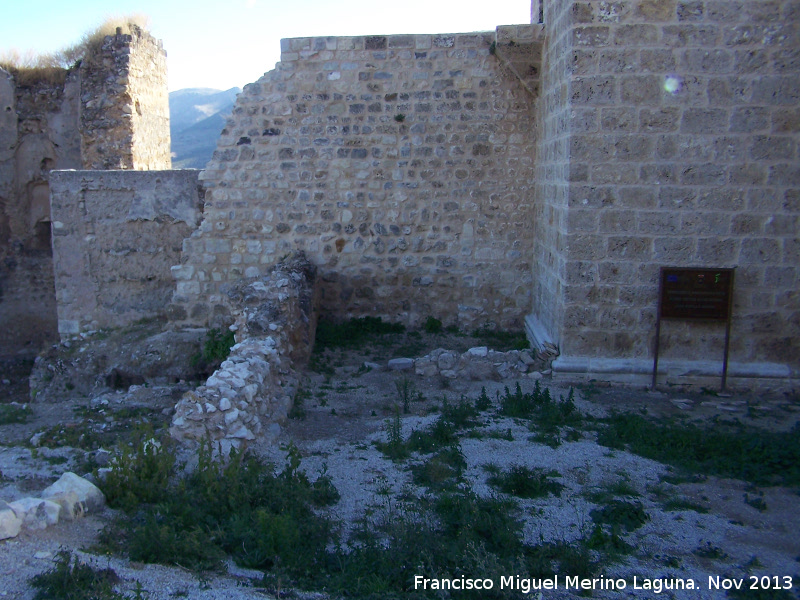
[{"x1": 1, "y1": 0, "x2": 531, "y2": 92}]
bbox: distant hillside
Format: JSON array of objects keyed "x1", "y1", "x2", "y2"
[{"x1": 169, "y1": 87, "x2": 240, "y2": 169}]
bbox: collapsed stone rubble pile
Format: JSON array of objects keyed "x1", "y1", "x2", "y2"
[{"x1": 392, "y1": 342, "x2": 558, "y2": 380}]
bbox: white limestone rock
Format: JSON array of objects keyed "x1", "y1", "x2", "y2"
[
  {"x1": 467, "y1": 346, "x2": 489, "y2": 357},
  {"x1": 388, "y1": 358, "x2": 414, "y2": 371},
  {"x1": 0, "y1": 503, "x2": 22, "y2": 540},
  {"x1": 437, "y1": 352, "x2": 457, "y2": 370},
  {"x1": 8, "y1": 497, "x2": 61, "y2": 530},
  {"x1": 41, "y1": 472, "x2": 106, "y2": 517}
]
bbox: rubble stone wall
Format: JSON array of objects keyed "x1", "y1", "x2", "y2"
[
  {"x1": 528, "y1": 0, "x2": 800, "y2": 383},
  {"x1": 169, "y1": 27, "x2": 541, "y2": 332},
  {"x1": 49, "y1": 170, "x2": 202, "y2": 336},
  {"x1": 79, "y1": 26, "x2": 172, "y2": 170},
  {"x1": 0, "y1": 69, "x2": 82, "y2": 356},
  {"x1": 0, "y1": 26, "x2": 171, "y2": 356},
  {"x1": 170, "y1": 253, "x2": 318, "y2": 454}
]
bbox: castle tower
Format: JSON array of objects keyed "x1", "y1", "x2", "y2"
[{"x1": 79, "y1": 24, "x2": 171, "y2": 170}]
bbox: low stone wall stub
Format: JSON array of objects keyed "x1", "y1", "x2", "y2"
[{"x1": 169, "y1": 252, "x2": 318, "y2": 454}]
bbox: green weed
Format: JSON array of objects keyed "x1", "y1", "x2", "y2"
[
  {"x1": 101, "y1": 427, "x2": 175, "y2": 513},
  {"x1": 314, "y1": 317, "x2": 405, "y2": 351},
  {"x1": 411, "y1": 446, "x2": 466, "y2": 490},
  {"x1": 475, "y1": 386, "x2": 492, "y2": 411},
  {"x1": 29, "y1": 550, "x2": 125, "y2": 600},
  {"x1": 661, "y1": 497, "x2": 710, "y2": 513},
  {"x1": 440, "y1": 395, "x2": 480, "y2": 428},
  {"x1": 394, "y1": 377, "x2": 422, "y2": 414},
  {"x1": 472, "y1": 327, "x2": 530, "y2": 351},
  {"x1": 487, "y1": 465, "x2": 564, "y2": 499},
  {"x1": 289, "y1": 388, "x2": 308, "y2": 420},
  {"x1": 693, "y1": 541, "x2": 728, "y2": 560},
  {"x1": 190, "y1": 328, "x2": 236, "y2": 375},
  {"x1": 0, "y1": 403, "x2": 31, "y2": 425},
  {"x1": 423, "y1": 316, "x2": 443, "y2": 333},
  {"x1": 99, "y1": 441, "x2": 338, "y2": 574},
  {"x1": 596, "y1": 414, "x2": 800, "y2": 486},
  {"x1": 500, "y1": 382, "x2": 581, "y2": 447},
  {"x1": 744, "y1": 492, "x2": 768, "y2": 512},
  {"x1": 590, "y1": 500, "x2": 650, "y2": 532}
]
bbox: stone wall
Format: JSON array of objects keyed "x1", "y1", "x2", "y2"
[
  {"x1": 49, "y1": 170, "x2": 202, "y2": 336},
  {"x1": 79, "y1": 26, "x2": 172, "y2": 170},
  {"x1": 0, "y1": 26, "x2": 172, "y2": 356},
  {"x1": 527, "y1": 0, "x2": 800, "y2": 386},
  {"x1": 527, "y1": 0, "x2": 575, "y2": 361},
  {"x1": 0, "y1": 68, "x2": 82, "y2": 356},
  {"x1": 170, "y1": 252, "x2": 318, "y2": 454},
  {"x1": 169, "y1": 27, "x2": 542, "y2": 331}
]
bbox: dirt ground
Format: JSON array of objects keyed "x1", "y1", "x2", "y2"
[{"x1": 1, "y1": 334, "x2": 799, "y2": 599}]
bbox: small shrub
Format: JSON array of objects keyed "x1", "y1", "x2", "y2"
[
  {"x1": 423, "y1": 316, "x2": 443, "y2": 333},
  {"x1": 378, "y1": 409, "x2": 408, "y2": 461},
  {"x1": 585, "y1": 524, "x2": 633, "y2": 556},
  {"x1": 201, "y1": 328, "x2": 236, "y2": 362},
  {"x1": 411, "y1": 446, "x2": 466, "y2": 490},
  {"x1": 29, "y1": 550, "x2": 124, "y2": 600},
  {"x1": 394, "y1": 377, "x2": 421, "y2": 414},
  {"x1": 406, "y1": 417, "x2": 459, "y2": 453},
  {"x1": 441, "y1": 395, "x2": 479, "y2": 428},
  {"x1": 101, "y1": 427, "x2": 175, "y2": 512},
  {"x1": 693, "y1": 541, "x2": 728, "y2": 560},
  {"x1": 288, "y1": 388, "x2": 307, "y2": 420},
  {"x1": 100, "y1": 443, "x2": 337, "y2": 574},
  {"x1": 743, "y1": 492, "x2": 768, "y2": 512},
  {"x1": 0, "y1": 403, "x2": 31, "y2": 425},
  {"x1": 487, "y1": 465, "x2": 564, "y2": 499},
  {"x1": 662, "y1": 497, "x2": 709, "y2": 513},
  {"x1": 475, "y1": 386, "x2": 492, "y2": 411},
  {"x1": 595, "y1": 414, "x2": 800, "y2": 486},
  {"x1": 590, "y1": 500, "x2": 649, "y2": 532}
]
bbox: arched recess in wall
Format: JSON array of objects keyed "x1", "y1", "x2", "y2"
[
  {"x1": 26, "y1": 180, "x2": 52, "y2": 252},
  {"x1": 0, "y1": 197, "x2": 10, "y2": 252}
]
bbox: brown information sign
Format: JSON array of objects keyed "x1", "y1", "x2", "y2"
[
  {"x1": 659, "y1": 268, "x2": 734, "y2": 321},
  {"x1": 652, "y1": 267, "x2": 735, "y2": 391}
]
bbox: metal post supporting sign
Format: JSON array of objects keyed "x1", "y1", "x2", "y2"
[{"x1": 652, "y1": 267, "x2": 735, "y2": 391}]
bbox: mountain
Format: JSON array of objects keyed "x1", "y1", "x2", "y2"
[{"x1": 169, "y1": 87, "x2": 240, "y2": 169}]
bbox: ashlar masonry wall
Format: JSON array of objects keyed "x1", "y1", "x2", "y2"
[
  {"x1": 528, "y1": 0, "x2": 800, "y2": 384},
  {"x1": 170, "y1": 28, "x2": 541, "y2": 330}
]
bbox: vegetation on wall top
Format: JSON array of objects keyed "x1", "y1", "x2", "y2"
[{"x1": 0, "y1": 14, "x2": 150, "y2": 86}]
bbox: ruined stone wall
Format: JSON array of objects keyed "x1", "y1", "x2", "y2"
[
  {"x1": 528, "y1": 0, "x2": 800, "y2": 383},
  {"x1": 0, "y1": 26, "x2": 172, "y2": 356},
  {"x1": 49, "y1": 170, "x2": 201, "y2": 337},
  {"x1": 80, "y1": 26, "x2": 172, "y2": 170},
  {"x1": 127, "y1": 29, "x2": 172, "y2": 169},
  {"x1": 171, "y1": 29, "x2": 539, "y2": 331},
  {"x1": 0, "y1": 68, "x2": 82, "y2": 356}
]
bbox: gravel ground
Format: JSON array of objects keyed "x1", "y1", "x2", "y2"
[{"x1": 1, "y1": 349, "x2": 799, "y2": 600}]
